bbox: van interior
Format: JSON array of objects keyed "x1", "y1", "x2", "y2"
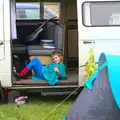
[{"x1": 12, "y1": 0, "x2": 79, "y2": 87}]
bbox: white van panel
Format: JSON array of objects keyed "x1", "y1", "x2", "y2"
[
  {"x1": 79, "y1": 40, "x2": 120, "y2": 86},
  {"x1": 77, "y1": 0, "x2": 120, "y2": 40},
  {"x1": 77, "y1": 0, "x2": 120, "y2": 86},
  {"x1": 0, "y1": 0, "x2": 12, "y2": 87},
  {"x1": 0, "y1": 0, "x2": 5, "y2": 60},
  {"x1": 79, "y1": 40, "x2": 120, "y2": 66}
]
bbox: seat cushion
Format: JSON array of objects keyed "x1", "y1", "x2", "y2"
[
  {"x1": 12, "y1": 44, "x2": 27, "y2": 54},
  {"x1": 28, "y1": 45, "x2": 55, "y2": 56}
]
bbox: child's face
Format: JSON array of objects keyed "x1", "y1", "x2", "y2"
[{"x1": 53, "y1": 55, "x2": 62, "y2": 64}]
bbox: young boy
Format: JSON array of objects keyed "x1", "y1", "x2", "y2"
[{"x1": 14, "y1": 50, "x2": 68, "y2": 85}]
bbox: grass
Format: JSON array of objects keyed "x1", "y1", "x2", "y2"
[{"x1": 0, "y1": 94, "x2": 77, "y2": 120}]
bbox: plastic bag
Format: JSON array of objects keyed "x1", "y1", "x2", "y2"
[{"x1": 84, "y1": 48, "x2": 97, "y2": 81}]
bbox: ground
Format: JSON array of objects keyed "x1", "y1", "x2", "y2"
[{"x1": 0, "y1": 94, "x2": 76, "y2": 120}]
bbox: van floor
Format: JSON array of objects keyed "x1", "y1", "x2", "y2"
[{"x1": 13, "y1": 69, "x2": 78, "y2": 86}]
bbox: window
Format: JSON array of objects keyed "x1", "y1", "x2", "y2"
[
  {"x1": 82, "y1": 2, "x2": 120, "y2": 26},
  {"x1": 16, "y1": 2, "x2": 60, "y2": 20},
  {"x1": 16, "y1": 3, "x2": 40, "y2": 20},
  {"x1": 44, "y1": 2, "x2": 60, "y2": 19},
  {"x1": 25, "y1": 9, "x2": 40, "y2": 19},
  {"x1": 16, "y1": 9, "x2": 27, "y2": 19}
]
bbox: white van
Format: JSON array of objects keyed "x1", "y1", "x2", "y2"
[
  {"x1": 0, "y1": 0, "x2": 120, "y2": 102},
  {"x1": 77, "y1": 0, "x2": 120, "y2": 83}
]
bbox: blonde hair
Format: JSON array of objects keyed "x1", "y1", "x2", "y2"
[{"x1": 51, "y1": 50, "x2": 63, "y2": 58}]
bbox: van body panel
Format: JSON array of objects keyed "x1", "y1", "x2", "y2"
[
  {"x1": 77, "y1": 0, "x2": 120, "y2": 40},
  {"x1": 77, "y1": 0, "x2": 120, "y2": 85},
  {"x1": 79, "y1": 40, "x2": 120, "y2": 85},
  {"x1": 0, "y1": 0, "x2": 4, "y2": 60},
  {"x1": 0, "y1": 0, "x2": 12, "y2": 87}
]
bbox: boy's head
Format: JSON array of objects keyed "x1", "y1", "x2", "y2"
[{"x1": 51, "y1": 50, "x2": 63, "y2": 64}]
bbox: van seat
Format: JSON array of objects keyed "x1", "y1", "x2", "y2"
[
  {"x1": 12, "y1": 44, "x2": 27, "y2": 54},
  {"x1": 27, "y1": 45, "x2": 55, "y2": 56},
  {"x1": 28, "y1": 45, "x2": 56, "y2": 65},
  {"x1": 27, "y1": 22, "x2": 65, "y2": 64},
  {"x1": 27, "y1": 22, "x2": 65, "y2": 56}
]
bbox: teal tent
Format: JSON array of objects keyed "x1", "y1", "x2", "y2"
[{"x1": 64, "y1": 52, "x2": 120, "y2": 120}]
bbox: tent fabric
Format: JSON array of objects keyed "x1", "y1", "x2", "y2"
[
  {"x1": 85, "y1": 53, "x2": 120, "y2": 108},
  {"x1": 64, "y1": 53, "x2": 120, "y2": 120},
  {"x1": 84, "y1": 60, "x2": 107, "y2": 90}
]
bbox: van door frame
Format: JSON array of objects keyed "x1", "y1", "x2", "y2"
[
  {"x1": 1, "y1": 0, "x2": 12, "y2": 87},
  {"x1": 0, "y1": 0, "x2": 5, "y2": 61}
]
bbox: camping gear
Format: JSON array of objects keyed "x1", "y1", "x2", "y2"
[
  {"x1": 84, "y1": 48, "x2": 97, "y2": 81},
  {"x1": 64, "y1": 52, "x2": 120, "y2": 120},
  {"x1": 41, "y1": 40, "x2": 54, "y2": 46},
  {"x1": 15, "y1": 96, "x2": 28, "y2": 105},
  {"x1": 41, "y1": 39, "x2": 55, "y2": 49},
  {"x1": 26, "y1": 16, "x2": 57, "y2": 42}
]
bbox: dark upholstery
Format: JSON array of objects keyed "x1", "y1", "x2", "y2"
[
  {"x1": 12, "y1": 21, "x2": 64, "y2": 56},
  {"x1": 12, "y1": 44, "x2": 27, "y2": 54},
  {"x1": 28, "y1": 45, "x2": 55, "y2": 56},
  {"x1": 28, "y1": 22, "x2": 65, "y2": 56}
]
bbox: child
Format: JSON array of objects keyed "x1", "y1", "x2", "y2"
[{"x1": 14, "y1": 50, "x2": 68, "y2": 85}]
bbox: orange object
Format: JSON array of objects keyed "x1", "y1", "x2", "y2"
[{"x1": 29, "y1": 56, "x2": 52, "y2": 65}]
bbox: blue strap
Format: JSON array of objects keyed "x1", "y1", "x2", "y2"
[{"x1": 84, "y1": 62, "x2": 107, "y2": 90}]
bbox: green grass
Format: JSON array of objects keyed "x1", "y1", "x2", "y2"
[{"x1": 0, "y1": 94, "x2": 76, "y2": 120}]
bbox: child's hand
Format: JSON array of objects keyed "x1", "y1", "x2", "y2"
[{"x1": 54, "y1": 67, "x2": 59, "y2": 72}]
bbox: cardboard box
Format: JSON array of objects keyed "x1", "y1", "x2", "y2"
[{"x1": 29, "y1": 56, "x2": 53, "y2": 65}]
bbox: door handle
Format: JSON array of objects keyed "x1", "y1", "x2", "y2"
[
  {"x1": 83, "y1": 41, "x2": 95, "y2": 44},
  {"x1": 0, "y1": 42, "x2": 3, "y2": 45}
]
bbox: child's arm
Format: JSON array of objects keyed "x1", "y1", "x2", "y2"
[{"x1": 54, "y1": 64, "x2": 68, "y2": 79}]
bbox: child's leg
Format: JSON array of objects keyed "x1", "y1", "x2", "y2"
[{"x1": 20, "y1": 58, "x2": 43, "y2": 77}]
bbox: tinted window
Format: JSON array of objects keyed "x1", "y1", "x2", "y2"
[
  {"x1": 16, "y1": 2, "x2": 60, "y2": 20},
  {"x1": 83, "y1": 2, "x2": 120, "y2": 26},
  {"x1": 25, "y1": 9, "x2": 40, "y2": 19}
]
